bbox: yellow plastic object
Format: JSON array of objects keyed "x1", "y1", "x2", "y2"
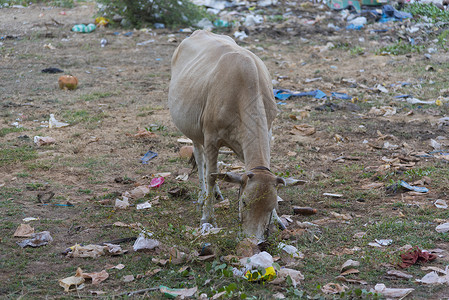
[
  {"x1": 95, "y1": 17, "x2": 109, "y2": 27},
  {"x1": 245, "y1": 266, "x2": 276, "y2": 282}
]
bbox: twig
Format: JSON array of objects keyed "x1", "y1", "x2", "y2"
[{"x1": 118, "y1": 287, "x2": 159, "y2": 297}]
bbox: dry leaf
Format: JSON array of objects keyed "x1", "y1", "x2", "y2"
[
  {"x1": 123, "y1": 275, "x2": 134, "y2": 282},
  {"x1": 340, "y1": 268, "x2": 359, "y2": 276},
  {"x1": 290, "y1": 124, "x2": 316, "y2": 136},
  {"x1": 321, "y1": 283, "x2": 348, "y2": 294},
  {"x1": 336, "y1": 276, "x2": 368, "y2": 285},
  {"x1": 386, "y1": 270, "x2": 413, "y2": 279},
  {"x1": 146, "y1": 268, "x2": 162, "y2": 276},
  {"x1": 330, "y1": 211, "x2": 352, "y2": 221},
  {"x1": 341, "y1": 260, "x2": 360, "y2": 272}
]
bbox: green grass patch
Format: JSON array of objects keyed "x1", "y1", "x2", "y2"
[
  {"x1": 0, "y1": 145, "x2": 37, "y2": 167},
  {"x1": 376, "y1": 40, "x2": 425, "y2": 55},
  {"x1": 0, "y1": 127, "x2": 25, "y2": 137},
  {"x1": 404, "y1": 3, "x2": 449, "y2": 23},
  {"x1": 79, "y1": 91, "x2": 113, "y2": 102}
]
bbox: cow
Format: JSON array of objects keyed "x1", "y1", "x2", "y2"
[{"x1": 168, "y1": 30, "x2": 286, "y2": 242}]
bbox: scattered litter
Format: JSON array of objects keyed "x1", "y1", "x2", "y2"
[
  {"x1": 347, "y1": 17, "x2": 366, "y2": 30},
  {"x1": 234, "y1": 31, "x2": 248, "y2": 40},
  {"x1": 41, "y1": 67, "x2": 63, "y2": 73},
  {"x1": 22, "y1": 217, "x2": 39, "y2": 222},
  {"x1": 133, "y1": 232, "x2": 160, "y2": 251},
  {"x1": 176, "y1": 173, "x2": 189, "y2": 181},
  {"x1": 241, "y1": 251, "x2": 274, "y2": 270},
  {"x1": 59, "y1": 274, "x2": 85, "y2": 292},
  {"x1": 196, "y1": 18, "x2": 214, "y2": 30},
  {"x1": 386, "y1": 270, "x2": 413, "y2": 279},
  {"x1": 292, "y1": 206, "x2": 317, "y2": 215},
  {"x1": 76, "y1": 268, "x2": 109, "y2": 285},
  {"x1": 58, "y1": 75, "x2": 78, "y2": 90},
  {"x1": 323, "y1": 193, "x2": 343, "y2": 198},
  {"x1": 177, "y1": 137, "x2": 193, "y2": 144},
  {"x1": 141, "y1": 150, "x2": 158, "y2": 164},
  {"x1": 72, "y1": 23, "x2": 96, "y2": 33},
  {"x1": 434, "y1": 199, "x2": 448, "y2": 209},
  {"x1": 154, "y1": 172, "x2": 171, "y2": 178},
  {"x1": 274, "y1": 89, "x2": 327, "y2": 100},
  {"x1": 430, "y1": 139, "x2": 442, "y2": 150},
  {"x1": 49, "y1": 114, "x2": 69, "y2": 128},
  {"x1": 65, "y1": 243, "x2": 127, "y2": 258},
  {"x1": 353, "y1": 232, "x2": 366, "y2": 239},
  {"x1": 95, "y1": 16, "x2": 109, "y2": 27},
  {"x1": 331, "y1": 92, "x2": 351, "y2": 100},
  {"x1": 136, "y1": 201, "x2": 151, "y2": 210},
  {"x1": 375, "y1": 239, "x2": 393, "y2": 246},
  {"x1": 400, "y1": 180, "x2": 428, "y2": 193},
  {"x1": 416, "y1": 266, "x2": 449, "y2": 285},
  {"x1": 136, "y1": 39, "x2": 155, "y2": 46},
  {"x1": 131, "y1": 129, "x2": 157, "y2": 138},
  {"x1": 34, "y1": 136, "x2": 56, "y2": 146},
  {"x1": 44, "y1": 43, "x2": 56, "y2": 50},
  {"x1": 435, "y1": 223, "x2": 449, "y2": 233},
  {"x1": 17, "y1": 231, "x2": 52, "y2": 248},
  {"x1": 381, "y1": 5, "x2": 412, "y2": 22},
  {"x1": 245, "y1": 266, "x2": 276, "y2": 282},
  {"x1": 115, "y1": 197, "x2": 130, "y2": 209},
  {"x1": 369, "y1": 106, "x2": 396, "y2": 117},
  {"x1": 150, "y1": 177, "x2": 164, "y2": 188},
  {"x1": 122, "y1": 275, "x2": 135, "y2": 282},
  {"x1": 371, "y1": 283, "x2": 413, "y2": 299},
  {"x1": 270, "y1": 268, "x2": 304, "y2": 288},
  {"x1": 278, "y1": 242, "x2": 304, "y2": 259},
  {"x1": 128, "y1": 185, "x2": 150, "y2": 199},
  {"x1": 14, "y1": 224, "x2": 34, "y2": 237},
  {"x1": 398, "y1": 247, "x2": 437, "y2": 268},
  {"x1": 160, "y1": 286, "x2": 197, "y2": 298}
]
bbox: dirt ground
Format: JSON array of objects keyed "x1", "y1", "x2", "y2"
[{"x1": 1, "y1": 1, "x2": 449, "y2": 299}]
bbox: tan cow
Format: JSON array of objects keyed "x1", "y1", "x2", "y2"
[{"x1": 168, "y1": 30, "x2": 285, "y2": 242}]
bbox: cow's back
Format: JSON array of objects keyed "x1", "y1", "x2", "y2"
[{"x1": 168, "y1": 30, "x2": 276, "y2": 149}]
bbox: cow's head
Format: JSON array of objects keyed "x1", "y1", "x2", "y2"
[{"x1": 212, "y1": 168, "x2": 285, "y2": 242}]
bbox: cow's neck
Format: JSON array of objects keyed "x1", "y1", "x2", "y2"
[{"x1": 240, "y1": 119, "x2": 271, "y2": 171}]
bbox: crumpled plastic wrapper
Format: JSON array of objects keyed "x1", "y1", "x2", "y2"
[
  {"x1": 133, "y1": 232, "x2": 160, "y2": 251},
  {"x1": 66, "y1": 243, "x2": 127, "y2": 258},
  {"x1": 17, "y1": 231, "x2": 53, "y2": 248}
]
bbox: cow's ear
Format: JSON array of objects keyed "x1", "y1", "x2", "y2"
[
  {"x1": 275, "y1": 177, "x2": 286, "y2": 186},
  {"x1": 211, "y1": 172, "x2": 242, "y2": 184}
]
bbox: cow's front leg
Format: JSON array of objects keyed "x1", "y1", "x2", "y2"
[
  {"x1": 201, "y1": 142, "x2": 219, "y2": 226},
  {"x1": 193, "y1": 143, "x2": 206, "y2": 207}
]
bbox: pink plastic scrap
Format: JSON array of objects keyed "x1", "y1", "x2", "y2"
[{"x1": 150, "y1": 177, "x2": 164, "y2": 188}]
